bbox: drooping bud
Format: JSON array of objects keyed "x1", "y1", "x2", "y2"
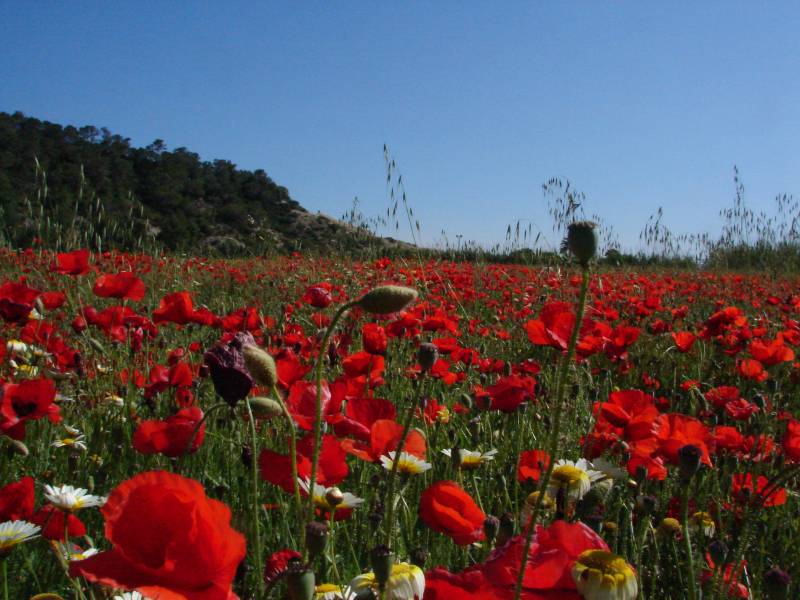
[
  {"x1": 497, "y1": 512, "x2": 516, "y2": 546},
  {"x1": 203, "y1": 332, "x2": 256, "y2": 407},
  {"x1": 417, "y1": 343, "x2": 438, "y2": 372},
  {"x1": 247, "y1": 396, "x2": 284, "y2": 420},
  {"x1": 708, "y1": 539, "x2": 728, "y2": 565},
  {"x1": 243, "y1": 344, "x2": 278, "y2": 389},
  {"x1": 564, "y1": 221, "x2": 598, "y2": 267},
  {"x1": 356, "y1": 286, "x2": 418, "y2": 315}
]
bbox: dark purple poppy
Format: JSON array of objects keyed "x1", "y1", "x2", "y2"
[{"x1": 204, "y1": 332, "x2": 256, "y2": 406}]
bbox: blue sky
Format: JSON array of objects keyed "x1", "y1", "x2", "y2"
[{"x1": 2, "y1": 3, "x2": 799, "y2": 252}]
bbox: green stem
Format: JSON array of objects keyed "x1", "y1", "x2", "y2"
[
  {"x1": 272, "y1": 384, "x2": 302, "y2": 515},
  {"x1": 383, "y1": 377, "x2": 423, "y2": 547},
  {"x1": 178, "y1": 402, "x2": 230, "y2": 470},
  {"x1": 245, "y1": 400, "x2": 265, "y2": 595},
  {"x1": 307, "y1": 302, "x2": 355, "y2": 533},
  {"x1": 2, "y1": 559, "x2": 7, "y2": 600},
  {"x1": 513, "y1": 266, "x2": 590, "y2": 600},
  {"x1": 681, "y1": 491, "x2": 698, "y2": 600}
]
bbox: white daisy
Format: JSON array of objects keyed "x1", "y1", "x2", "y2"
[
  {"x1": 44, "y1": 484, "x2": 105, "y2": 511},
  {"x1": 546, "y1": 458, "x2": 605, "y2": 502},
  {"x1": 347, "y1": 562, "x2": 425, "y2": 600},
  {"x1": 441, "y1": 448, "x2": 498, "y2": 470},
  {"x1": 114, "y1": 593, "x2": 151, "y2": 600},
  {"x1": 380, "y1": 451, "x2": 432, "y2": 475},
  {"x1": 298, "y1": 479, "x2": 364, "y2": 513},
  {"x1": 56, "y1": 541, "x2": 100, "y2": 562},
  {"x1": 51, "y1": 434, "x2": 87, "y2": 451},
  {"x1": 0, "y1": 520, "x2": 40, "y2": 555},
  {"x1": 314, "y1": 583, "x2": 345, "y2": 599}
]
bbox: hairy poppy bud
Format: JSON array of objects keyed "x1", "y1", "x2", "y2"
[
  {"x1": 417, "y1": 343, "x2": 438, "y2": 372},
  {"x1": 764, "y1": 566, "x2": 791, "y2": 600},
  {"x1": 636, "y1": 494, "x2": 658, "y2": 516},
  {"x1": 369, "y1": 545, "x2": 394, "y2": 590},
  {"x1": 678, "y1": 444, "x2": 702, "y2": 482},
  {"x1": 243, "y1": 344, "x2": 278, "y2": 388},
  {"x1": 286, "y1": 560, "x2": 315, "y2": 600},
  {"x1": 247, "y1": 396, "x2": 284, "y2": 420},
  {"x1": 8, "y1": 438, "x2": 29, "y2": 457},
  {"x1": 356, "y1": 286, "x2": 418, "y2": 315},
  {"x1": 305, "y1": 522, "x2": 329, "y2": 559},
  {"x1": 564, "y1": 221, "x2": 598, "y2": 267}
]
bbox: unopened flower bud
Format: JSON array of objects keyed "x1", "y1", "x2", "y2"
[
  {"x1": 565, "y1": 221, "x2": 598, "y2": 267},
  {"x1": 483, "y1": 515, "x2": 500, "y2": 543},
  {"x1": 497, "y1": 512, "x2": 515, "y2": 546},
  {"x1": 247, "y1": 396, "x2": 284, "y2": 420},
  {"x1": 417, "y1": 343, "x2": 438, "y2": 372},
  {"x1": 243, "y1": 344, "x2": 278, "y2": 388},
  {"x1": 678, "y1": 444, "x2": 702, "y2": 482},
  {"x1": 764, "y1": 566, "x2": 791, "y2": 600},
  {"x1": 708, "y1": 540, "x2": 728, "y2": 565},
  {"x1": 357, "y1": 286, "x2": 418, "y2": 315},
  {"x1": 325, "y1": 487, "x2": 345, "y2": 507}
]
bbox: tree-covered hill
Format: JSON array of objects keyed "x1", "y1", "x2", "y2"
[{"x1": 0, "y1": 111, "x2": 401, "y2": 254}]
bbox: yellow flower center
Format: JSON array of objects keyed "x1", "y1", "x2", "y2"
[{"x1": 551, "y1": 464, "x2": 588, "y2": 487}]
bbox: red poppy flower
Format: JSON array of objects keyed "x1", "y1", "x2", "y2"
[
  {"x1": 481, "y1": 375, "x2": 536, "y2": 413},
  {"x1": 304, "y1": 285, "x2": 333, "y2": 308},
  {"x1": 731, "y1": 473, "x2": 786, "y2": 507},
  {"x1": 420, "y1": 481, "x2": 486, "y2": 545},
  {"x1": 31, "y1": 505, "x2": 86, "y2": 540},
  {"x1": 672, "y1": 331, "x2": 697, "y2": 352},
  {"x1": 132, "y1": 407, "x2": 205, "y2": 457},
  {"x1": 0, "y1": 377, "x2": 60, "y2": 440},
  {"x1": 70, "y1": 471, "x2": 246, "y2": 600},
  {"x1": 93, "y1": 272, "x2": 146, "y2": 301},
  {"x1": 52, "y1": 249, "x2": 90, "y2": 275},
  {"x1": 0, "y1": 280, "x2": 40, "y2": 322},
  {"x1": 655, "y1": 414, "x2": 713, "y2": 467},
  {"x1": 0, "y1": 476, "x2": 35, "y2": 521},
  {"x1": 341, "y1": 418, "x2": 426, "y2": 463},
  {"x1": 259, "y1": 434, "x2": 348, "y2": 493},
  {"x1": 517, "y1": 449, "x2": 552, "y2": 483},
  {"x1": 782, "y1": 419, "x2": 800, "y2": 462},
  {"x1": 362, "y1": 323, "x2": 388, "y2": 355}
]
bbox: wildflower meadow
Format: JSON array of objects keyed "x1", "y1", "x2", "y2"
[{"x1": 0, "y1": 231, "x2": 798, "y2": 600}]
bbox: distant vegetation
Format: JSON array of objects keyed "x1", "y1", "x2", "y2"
[{"x1": 0, "y1": 111, "x2": 401, "y2": 255}]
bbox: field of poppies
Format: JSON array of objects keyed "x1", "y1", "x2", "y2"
[{"x1": 0, "y1": 243, "x2": 798, "y2": 600}]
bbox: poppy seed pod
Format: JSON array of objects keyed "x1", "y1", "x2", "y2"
[
  {"x1": 286, "y1": 560, "x2": 315, "y2": 600},
  {"x1": 305, "y1": 522, "x2": 329, "y2": 559},
  {"x1": 356, "y1": 286, "x2": 418, "y2": 315},
  {"x1": 417, "y1": 342, "x2": 438, "y2": 372},
  {"x1": 243, "y1": 344, "x2": 278, "y2": 389},
  {"x1": 369, "y1": 545, "x2": 394, "y2": 590},
  {"x1": 565, "y1": 221, "x2": 598, "y2": 267}
]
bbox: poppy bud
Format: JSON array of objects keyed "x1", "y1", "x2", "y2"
[
  {"x1": 410, "y1": 546, "x2": 429, "y2": 567},
  {"x1": 564, "y1": 221, "x2": 598, "y2": 267},
  {"x1": 286, "y1": 560, "x2": 315, "y2": 600},
  {"x1": 241, "y1": 444, "x2": 252, "y2": 468},
  {"x1": 417, "y1": 343, "x2": 438, "y2": 372},
  {"x1": 764, "y1": 566, "x2": 791, "y2": 600},
  {"x1": 497, "y1": 512, "x2": 515, "y2": 546},
  {"x1": 243, "y1": 344, "x2": 278, "y2": 389},
  {"x1": 370, "y1": 545, "x2": 394, "y2": 590},
  {"x1": 247, "y1": 396, "x2": 284, "y2": 420},
  {"x1": 678, "y1": 444, "x2": 702, "y2": 482},
  {"x1": 8, "y1": 438, "x2": 29, "y2": 457},
  {"x1": 483, "y1": 515, "x2": 500, "y2": 543},
  {"x1": 305, "y1": 522, "x2": 329, "y2": 559},
  {"x1": 325, "y1": 487, "x2": 345, "y2": 507},
  {"x1": 356, "y1": 286, "x2": 418, "y2": 315},
  {"x1": 636, "y1": 494, "x2": 658, "y2": 516},
  {"x1": 708, "y1": 540, "x2": 728, "y2": 565}
]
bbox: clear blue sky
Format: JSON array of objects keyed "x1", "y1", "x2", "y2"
[{"x1": 2, "y1": 2, "x2": 799, "y2": 252}]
